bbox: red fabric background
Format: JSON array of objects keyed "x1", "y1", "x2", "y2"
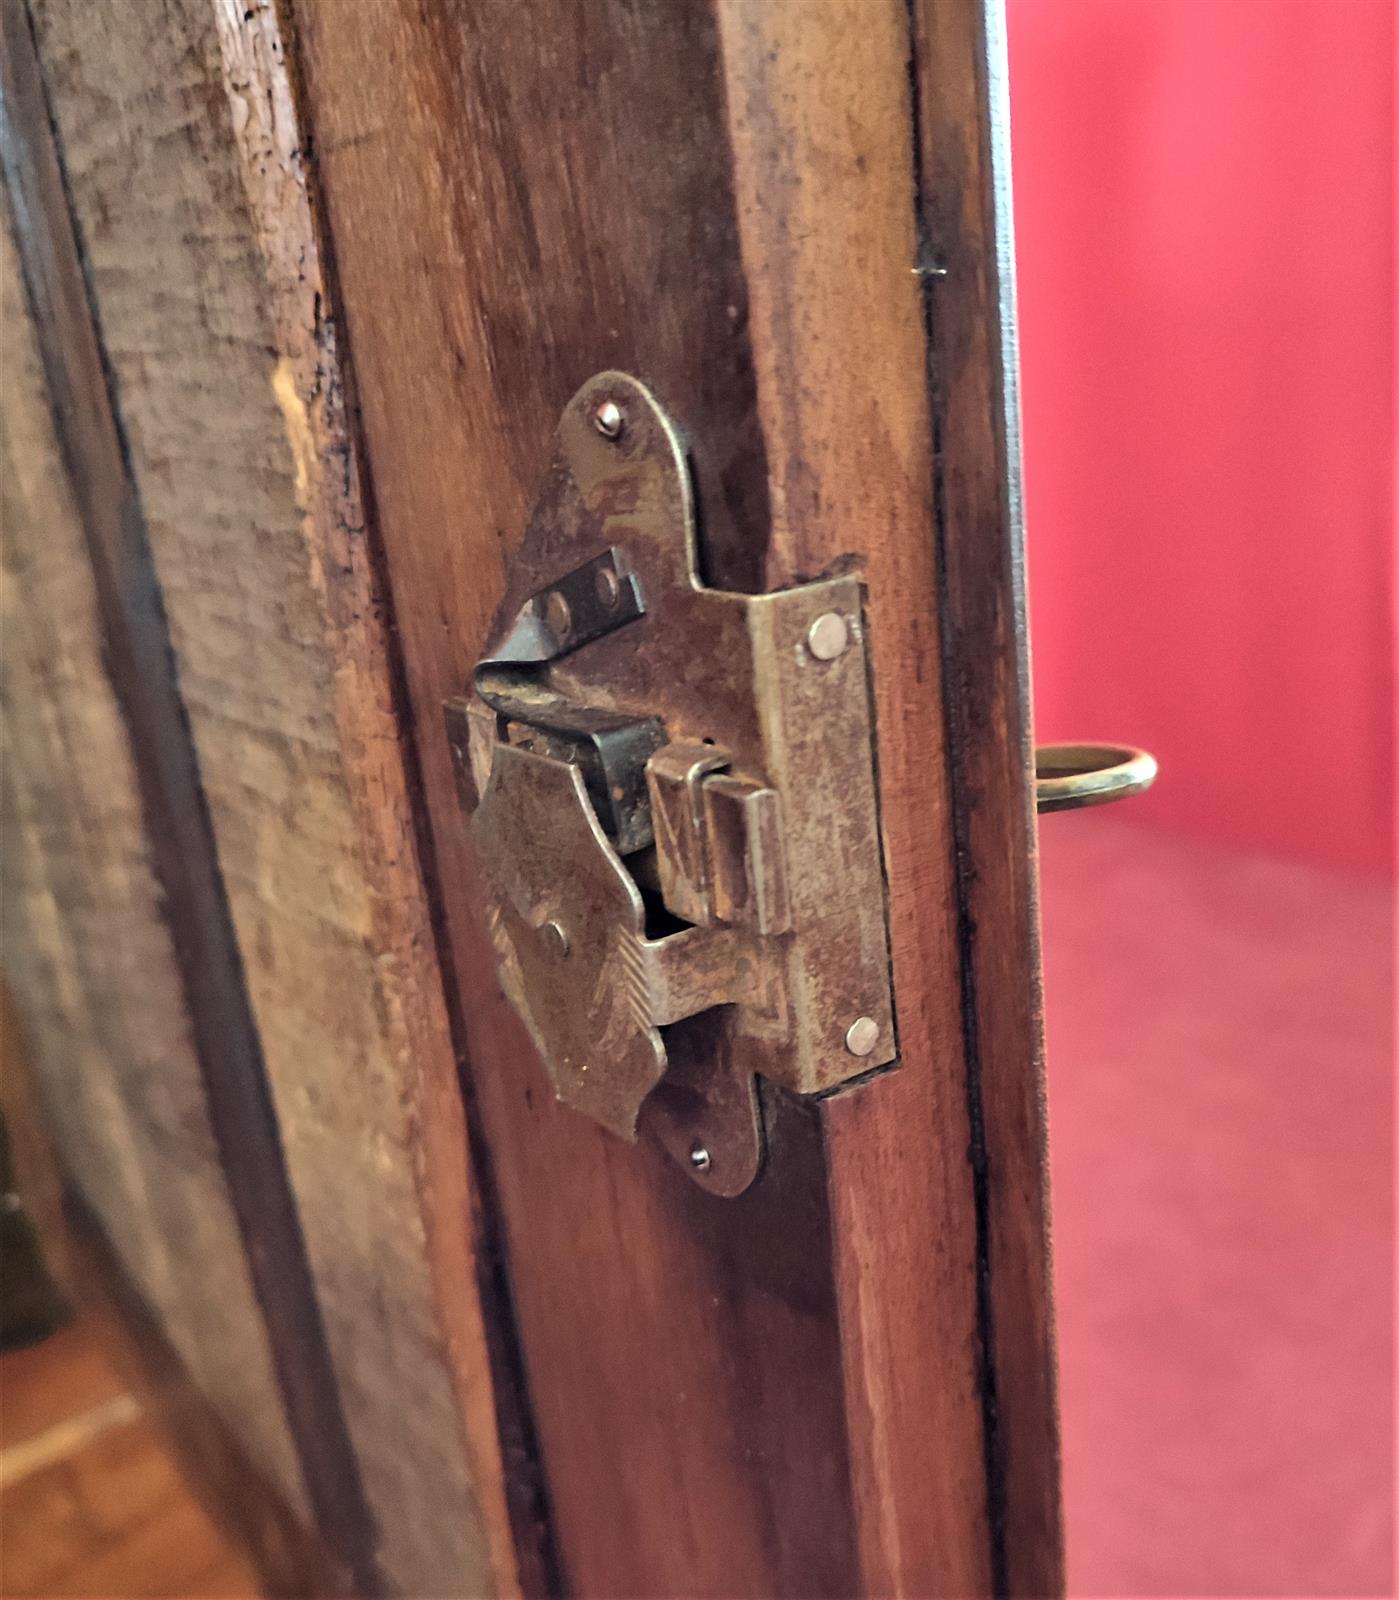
[
  {"x1": 1008, "y1": 0, "x2": 1395, "y2": 875},
  {"x1": 1006, "y1": 5, "x2": 1395, "y2": 1593}
]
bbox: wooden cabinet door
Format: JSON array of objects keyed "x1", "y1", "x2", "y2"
[
  {"x1": 288, "y1": 1, "x2": 1060, "y2": 1594},
  {"x1": 4, "y1": 0, "x2": 1059, "y2": 1590}
]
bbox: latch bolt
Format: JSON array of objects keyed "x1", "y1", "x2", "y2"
[{"x1": 447, "y1": 372, "x2": 895, "y2": 1194}]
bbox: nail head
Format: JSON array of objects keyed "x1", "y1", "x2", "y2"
[
  {"x1": 845, "y1": 1015, "x2": 880, "y2": 1057},
  {"x1": 594, "y1": 400, "x2": 624, "y2": 440},
  {"x1": 544, "y1": 590, "x2": 572, "y2": 638},
  {"x1": 807, "y1": 612, "x2": 850, "y2": 661}
]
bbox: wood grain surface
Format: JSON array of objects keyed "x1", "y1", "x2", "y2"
[
  {"x1": 908, "y1": 5, "x2": 1063, "y2": 1590},
  {"x1": 0, "y1": 103, "x2": 310, "y2": 1548},
  {"x1": 3, "y1": 0, "x2": 531, "y2": 1590},
  {"x1": 0, "y1": 111, "x2": 312, "y2": 1547},
  {"x1": 288, "y1": 0, "x2": 1060, "y2": 1592}
]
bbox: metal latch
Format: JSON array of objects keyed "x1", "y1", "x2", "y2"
[{"x1": 446, "y1": 372, "x2": 895, "y2": 1195}]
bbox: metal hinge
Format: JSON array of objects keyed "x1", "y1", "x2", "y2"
[{"x1": 446, "y1": 372, "x2": 895, "y2": 1195}]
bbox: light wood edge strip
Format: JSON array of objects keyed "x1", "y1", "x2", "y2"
[
  {"x1": 909, "y1": 0, "x2": 1065, "y2": 1591},
  {"x1": 716, "y1": 0, "x2": 1062, "y2": 1591}
]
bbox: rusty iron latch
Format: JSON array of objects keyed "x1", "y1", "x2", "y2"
[{"x1": 445, "y1": 372, "x2": 895, "y2": 1195}]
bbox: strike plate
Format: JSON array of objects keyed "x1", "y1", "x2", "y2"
[{"x1": 446, "y1": 372, "x2": 894, "y2": 1195}]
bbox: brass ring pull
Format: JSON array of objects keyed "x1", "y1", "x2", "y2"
[{"x1": 1035, "y1": 743, "x2": 1157, "y2": 814}]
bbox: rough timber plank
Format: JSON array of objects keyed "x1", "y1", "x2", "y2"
[
  {"x1": 0, "y1": 204, "x2": 308, "y2": 1539},
  {"x1": 0, "y1": 2, "x2": 376, "y2": 1582},
  {"x1": 8, "y1": 0, "x2": 525, "y2": 1590}
]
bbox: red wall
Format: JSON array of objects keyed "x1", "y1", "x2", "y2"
[{"x1": 1008, "y1": 0, "x2": 1394, "y2": 875}]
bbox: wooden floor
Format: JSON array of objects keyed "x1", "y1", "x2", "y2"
[{"x1": 1, "y1": 1315, "x2": 259, "y2": 1599}]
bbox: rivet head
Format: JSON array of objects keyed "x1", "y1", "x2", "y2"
[
  {"x1": 544, "y1": 590, "x2": 572, "y2": 638},
  {"x1": 541, "y1": 920, "x2": 570, "y2": 958},
  {"x1": 594, "y1": 400, "x2": 624, "y2": 440},
  {"x1": 595, "y1": 566, "x2": 621, "y2": 607},
  {"x1": 807, "y1": 612, "x2": 849, "y2": 661},
  {"x1": 688, "y1": 1142, "x2": 712, "y2": 1172},
  {"x1": 844, "y1": 1015, "x2": 880, "y2": 1057}
]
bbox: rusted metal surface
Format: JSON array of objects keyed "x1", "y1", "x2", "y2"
[{"x1": 447, "y1": 372, "x2": 894, "y2": 1193}]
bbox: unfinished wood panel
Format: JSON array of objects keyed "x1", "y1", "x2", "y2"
[
  {"x1": 0, "y1": 209, "x2": 308, "y2": 1532},
  {"x1": 289, "y1": 0, "x2": 1059, "y2": 1591},
  {"x1": 16, "y1": 0, "x2": 523, "y2": 1590},
  {"x1": 3, "y1": 4, "x2": 378, "y2": 1581}
]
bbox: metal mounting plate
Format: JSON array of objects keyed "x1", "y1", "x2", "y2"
[{"x1": 446, "y1": 372, "x2": 895, "y2": 1193}]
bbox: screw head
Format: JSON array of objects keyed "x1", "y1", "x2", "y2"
[
  {"x1": 544, "y1": 590, "x2": 572, "y2": 639},
  {"x1": 541, "y1": 920, "x2": 570, "y2": 958},
  {"x1": 595, "y1": 565, "x2": 621, "y2": 608},
  {"x1": 807, "y1": 612, "x2": 849, "y2": 661},
  {"x1": 594, "y1": 400, "x2": 624, "y2": 440},
  {"x1": 688, "y1": 1142, "x2": 712, "y2": 1173},
  {"x1": 844, "y1": 1015, "x2": 880, "y2": 1057}
]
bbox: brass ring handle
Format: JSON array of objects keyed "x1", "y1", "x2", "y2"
[{"x1": 1035, "y1": 743, "x2": 1157, "y2": 814}]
